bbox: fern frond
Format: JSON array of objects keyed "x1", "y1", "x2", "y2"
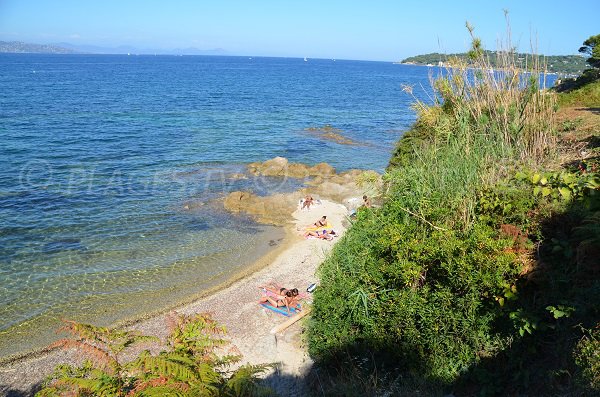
[
  {"x1": 213, "y1": 354, "x2": 243, "y2": 368},
  {"x1": 114, "y1": 334, "x2": 160, "y2": 354},
  {"x1": 43, "y1": 376, "x2": 118, "y2": 397},
  {"x1": 224, "y1": 363, "x2": 276, "y2": 397},
  {"x1": 38, "y1": 313, "x2": 273, "y2": 397},
  {"x1": 127, "y1": 376, "x2": 190, "y2": 397},
  {"x1": 49, "y1": 338, "x2": 116, "y2": 371},
  {"x1": 131, "y1": 354, "x2": 200, "y2": 383},
  {"x1": 195, "y1": 362, "x2": 222, "y2": 385},
  {"x1": 129, "y1": 385, "x2": 188, "y2": 397},
  {"x1": 157, "y1": 351, "x2": 197, "y2": 367},
  {"x1": 187, "y1": 382, "x2": 221, "y2": 397},
  {"x1": 58, "y1": 320, "x2": 113, "y2": 344}
]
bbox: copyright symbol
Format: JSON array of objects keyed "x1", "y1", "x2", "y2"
[
  {"x1": 250, "y1": 172, "x2": 291, "y2": 195},
  {"x1": 19, "y1": 160, "x2": 54, "y2": 189}
]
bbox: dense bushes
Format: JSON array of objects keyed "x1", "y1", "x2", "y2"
[
  {"x1": 556, "y1": 77, "x2": 600, "y2": 107},
  {"x1": 310, "y1": 210, "x2": 521, "y2": 383},
  {"x1": 307, "y1": 24, "x2": 600, "y2": 396}
]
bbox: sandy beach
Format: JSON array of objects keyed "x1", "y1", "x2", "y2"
[{"x1": 0, "y1": 199, "x2": 350, "y2": 396}]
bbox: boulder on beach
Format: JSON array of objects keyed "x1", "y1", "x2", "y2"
[{"x1": 224, "y1": 191, "x2": 298, "y2": 225}]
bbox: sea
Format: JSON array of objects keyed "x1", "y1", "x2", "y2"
[{"x1": 0, "y1": 54, "x2": 554, "y2": 359}]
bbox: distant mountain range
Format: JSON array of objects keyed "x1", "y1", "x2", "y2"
[
  {"x1": 401, "y1": 51, "x2": 588, "y2": 75},
  {"x1": 0, "y1": 41, "x2": 77, "y2": 54},
  {"x1": 0, "y1": 40, "x2": 228, "y2": 56}
]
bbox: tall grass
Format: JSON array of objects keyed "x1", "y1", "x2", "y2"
[
  {"x1": 308, "y1": 17, "x2": 560, "y2": 394},
  {"x1": 392, "y1": 16, "x2": 558, "y2": 229},
  {"x1": 408, "y1": 17, "x2": 556, "y2": 163}
]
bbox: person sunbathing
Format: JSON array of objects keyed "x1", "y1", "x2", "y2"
[
  {"x1": 259, "y1": 286, "x2": 300, "y2": 314},
  {"x1": 297, "y1": 216, "x2": 330, "y2": 233},
  {"x1": 260, "y1": 284, "x2": 298, "y2": 297},
  {"x1": 303, "y1": 229, "x2": 336, "y2": 241},
  {"x1": 301, "y1": 195, "x2": 314, "y2": 210},
  {"x1": 312, "y1": 216, "x2": 327, "y2": 227}
]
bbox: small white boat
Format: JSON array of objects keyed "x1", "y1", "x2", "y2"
[{"x1": 304, "y1": 57, "x2": 308, "y2": 62}]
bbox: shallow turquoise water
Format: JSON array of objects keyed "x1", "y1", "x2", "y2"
[{"x1": 0, "y1": 54, "x2": 433, "y2": 357}]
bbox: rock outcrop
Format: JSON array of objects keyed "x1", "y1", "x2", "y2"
[
  {"x1": 223, "y1": 191, "x2": 298, "y2": 225},
  {"x1": 247, "y1": 157, "x2": 335, "y2": 178},
  {"x1": 223, "y1": 157, "x2": 382, "y2": 225}
]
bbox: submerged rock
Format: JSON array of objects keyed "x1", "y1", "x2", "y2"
[{"x1": 305, "y1": 125, "x2": 363, "y2": 146}]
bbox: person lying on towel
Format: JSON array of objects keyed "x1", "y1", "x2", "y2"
[
  {"x1": 259, "y1": 286, "x2": 300, "y2": 315},
  {"x1": 303, "y1": 229, "x2": 336, "y2": 241}
]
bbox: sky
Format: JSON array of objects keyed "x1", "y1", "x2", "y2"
[{"x1": 0, "y1": 0, "x2": 598, "y2": 61}]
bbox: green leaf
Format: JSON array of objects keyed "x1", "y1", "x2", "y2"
[
  {"x1": 585, "y1": 177, "x2": 600, "y2": 189},
  {"x1": 542, "y1": 187, "x2": 552, "y2": 197},
  {"x1": 562, "y1": 173, "x2": 576, "y2": 184},
  {"x1": 558, "y1": 187, "x2": 572, "y2": 200},
  {"x1": 531, "y1": 173, "x2": 541, "y2": 184},
  {"x1": 515, "y1": 171, "x2": 527, "y2": 180}
]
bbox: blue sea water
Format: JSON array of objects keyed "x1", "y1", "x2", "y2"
[{"x1": 0, "y1": 54, "x2": 443, "y2": 358}]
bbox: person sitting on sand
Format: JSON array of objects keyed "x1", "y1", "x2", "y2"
[
  {"x1": 259, "y1": 286, "x2": 300, "y2": 314},
  {"x1": 362, "y1": 195, "x2": 372, "y2": 208},
  {"x1": 304, "y1": 229, "x2": 336, "y2": 241},
  {"x1": 313, "y1": 216, "x2": 327, "y2": 228},
  {"x1": 301, "y1": 195, "x2": 314, "y2": 210},
  {"x1": 297, "y1": 216, "x2": 329, "y2": 232}
]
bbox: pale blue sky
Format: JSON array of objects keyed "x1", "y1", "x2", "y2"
[{"x1": 1, "y1": 0, "x2": 598, "y2": 61}]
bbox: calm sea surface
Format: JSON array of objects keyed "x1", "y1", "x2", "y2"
[{"x1": 0, "y1": 54, "x2": 437, "y2": 358}]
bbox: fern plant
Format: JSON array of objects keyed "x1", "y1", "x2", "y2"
[
  {"x1": 37, "y1": 320, "x2": 158, "y2": 397},
  {"x1": 36, "y1": 313, "x2": 275, "y2": 397}
]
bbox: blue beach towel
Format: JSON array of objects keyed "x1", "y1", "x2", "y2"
[{"x1": 260, "y1": 302, "x2": 301, "y2": 317}]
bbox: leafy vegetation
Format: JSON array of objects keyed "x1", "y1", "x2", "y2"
[
  {"x1": 579, "y1": 34, "x2": 600, "y2": 69},
  {"x1": 557, "y1": 78, "x2": 600, "y2": 107},
  {"x1": 401, "y1": 51, "x2": 587, "y2": 75},
  {"x1": 574, "y1": 326, "x2": 600, "y2": 391},
  {"x1": 36, "y1": 313, "x2": 274, "y2": 397},
  {"x1": 308, "y1": 20, "x2": 600, "y2": 396},
  {"x1": 553, "y1": 33, "x2": 600, "y2": 95}
]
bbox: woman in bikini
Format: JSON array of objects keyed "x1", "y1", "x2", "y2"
[
  {"x1": 259, "y1": 286, "x2": 300, "y2": 314},
  {"x1": 303, "y1": 229, "x2": 336, "y2": 241},
  {"x1": 313, "y1": 216, "x2": 327, "y2": 228}
]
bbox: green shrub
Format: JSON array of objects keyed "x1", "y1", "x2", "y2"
[
  {"x1": 557, "y1": 76, "x2": 600, "y2": 107},
  {"x1": 574, "y1": 325, "x2": 600, "y2": 392},
  {"x1": 36, "y1": 313, "x2": 274, "y2": 397},
  {"x1": 307, "y1": 16, "x2": 573, "y2": 394},
  {"x1": 309, "y1": 206, "x2": 522, "y2": 384}
]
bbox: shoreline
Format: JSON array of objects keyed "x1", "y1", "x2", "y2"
[
  {"x1": 0, "y1": 223, "x2": 293, "y2": 366},
  {"x1": 0, "y1": 199, "x2": 351, "y2": 395}
]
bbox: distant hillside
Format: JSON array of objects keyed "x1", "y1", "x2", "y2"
[
  {"x1": 0, "y1": 40, "x2": 227, "y2": 56},
  {"x1": 0, "y1": 41, "x2": 76, "y2": 54},
  {"x1": 54, "y1": 42, "x2": 228, "y2": 55},
  {"x1": 401, "y1": 50, "x2": 588, "y2": 75}
]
